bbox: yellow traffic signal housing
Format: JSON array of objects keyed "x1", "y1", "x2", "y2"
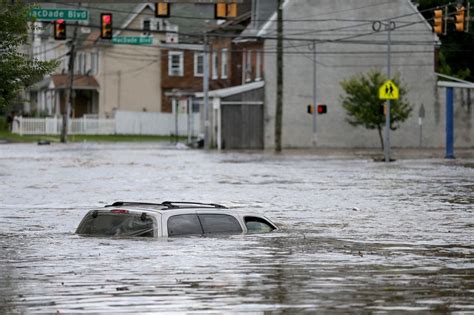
[
  {"x1": 54, "y1": 19, "x2": 66, "y2": 40},
  {"x1": 227, "y1": 3, "x2": 237, "y2": 18},
  {"x1": 433, "y1": 9, "x2": 443, "y2": 34},
  {"x1": 215, "y1": 3, "x2": 226, "y2": 18},
  {"x1": 156, "y1": 2, "x2": 170, "y2": 18},
  {"x1": 215, "y1": 2, "x2": 237, "y2": 19},
  {"x1": 455, "y1": 6, "x2": 465, "y2": 32},
  {"x1": 307, "y1": 104, "x2": 313, "y2": 114},
  {"x1": 100, "y1": 13, "x2": 113, "y2": 39}
]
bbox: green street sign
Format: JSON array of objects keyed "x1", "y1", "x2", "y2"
[
  {"x1": 30, "y1": 8, "x2": 89, "y2": 21},
  {"x1": 112, "y1": 36, "x2": 153, "y2": 45}
]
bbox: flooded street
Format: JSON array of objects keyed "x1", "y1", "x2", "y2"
[{"x1": 0, "y1": 142, "x2": 473, "y2": 314}]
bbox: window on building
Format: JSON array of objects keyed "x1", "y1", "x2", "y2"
[
  {"x1": 91, "y1": 52, "x2": 99, "y2": 75},
  {"x1": 212, "y1": 49, "x2": 218, "y2": 79},
  {"x1": 81, "y1": 53, "x2": 87, "y2": 74},
  {"x1": 76, "y1": 52, "x2": 83, "y2": 74},
  {"x1": 156, "y1": 19, "x2": 163, "y2": 31},
  {"x1": 255, "y1": 50, "x2": 262, "y2": 81},
  {"x1": 245, "y1": 50, "x2": 252, "y2": 82},
  {"x1": 221, "y1": 48, "x2": 228, "y2": 79},
  {"x1": 194, "y1": 52, "x2": 204, "y2": 77},
  {"x1": 143, "y1": 19, "x2": 151, "y2": 32},
  {"x1": 168, "y1": 51, "x2": 184, "y2": 76}
]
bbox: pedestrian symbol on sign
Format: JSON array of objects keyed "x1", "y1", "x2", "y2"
[{"x1": 379, "y1": 80, "x2": 399, "y2": 100}]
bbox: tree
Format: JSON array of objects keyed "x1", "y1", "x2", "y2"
[
  {"x1": 0, "y1": 0, "x2": 58, "y2": 110},
  {"x1": 340, "y1": 70, "x2": 412, "y2": 151}
]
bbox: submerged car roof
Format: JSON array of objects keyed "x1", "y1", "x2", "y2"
[
  {"x1": 102, "y1": 201, "x2": 268, "y2": 217},
  {"x1": 103, "y1": 201, "x2": 228, "y2": 212}
]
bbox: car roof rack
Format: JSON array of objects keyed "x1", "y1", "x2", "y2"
[
  {"x1": 105, "y1": 201, "x2": 227, "y2": 209},
  {"x1": 162, "y1": 201, "x2": 227, "y2": 209},
  {"x1": 106, "y1": 201, "x2": 164, "y2": 207}
]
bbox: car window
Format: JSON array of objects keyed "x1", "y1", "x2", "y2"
[
  {"x1": 245, "y1": 217, "x2": 275, "y2": 233},
  {"x1": 198, "y1": 214, "x2": 242, "y2": 235},
  {"x1": 76, "y1": 213, "x2": 154, "y2": 237},
  {"x1": 167, "y1": 214, "x2": 203, "y2": 236}
]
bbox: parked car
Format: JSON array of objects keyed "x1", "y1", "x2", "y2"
[{"x1": 76, "y1": 201, "x2": 278, "y2": 238}]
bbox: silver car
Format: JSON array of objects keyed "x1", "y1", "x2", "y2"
[{"x1": 76, "y1": 201, "x2": 278, "y2": 238}]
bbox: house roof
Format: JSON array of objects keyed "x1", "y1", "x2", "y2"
[
  {"x1": 237, "y1": 0, "x2": 434, "y2": 42},
  {"x1": 195, "y1": 81, "x2": 264, "y2": 98},
  {"x1": 237, "y1": 0, "x2": 277, "y2": 39}
]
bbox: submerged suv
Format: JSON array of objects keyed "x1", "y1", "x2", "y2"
[{"x1": 76, "y1": 201, "x2": 278, "y2": 238}]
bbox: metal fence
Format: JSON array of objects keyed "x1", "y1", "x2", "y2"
[{"x1": 11, "y1": 111, "x2": 201, "y2": 137}]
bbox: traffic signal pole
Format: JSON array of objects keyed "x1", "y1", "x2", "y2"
[
  {"x1": 275, "y1": 0, "x2": 283, "y2": 152},
  {"x1": 312, "y1": 41, "x2": 318, "y2": 147},
  {"x1": 203, "y1": 34, "x2": 210, "y2": 149}
]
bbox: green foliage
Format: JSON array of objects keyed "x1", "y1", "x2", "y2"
[
  {"x1": 340, "y1": 70, "x2": 412, "y2": 150},
  {"x1": 0, "y1": 131, "x2": 186, "y2": 143},
  {"x1": 0, "y1": 0, "x2": 58, "y2": 109}
]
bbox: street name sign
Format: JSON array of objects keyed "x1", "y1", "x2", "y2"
[
  {"x1": 30, "y1": 8, "x2": 89, "y2": 21},
  {"x1": 112, "y1": 36, "x2": 153, "y2": 45},
  {"x1": 379, "y1": 80, "x2": 399, "y2": 100}
]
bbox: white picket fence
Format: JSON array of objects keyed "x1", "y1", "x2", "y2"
[
  {"x1": 11, "y1": 111, "x2": 201, "y2": 136},
  {"x1": 12, "y1": 116, "x2": 115, "y2": 135}
]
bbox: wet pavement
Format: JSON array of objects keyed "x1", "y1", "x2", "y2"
[{"x1": 0, "y1": 142, "x2": 473, "y2": 314}]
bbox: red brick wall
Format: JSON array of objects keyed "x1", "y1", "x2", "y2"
[
  {"x1": 161, "y1": 49, "x2": 203, "y2": 112},
  {"x1": 160, "y1": 39, "x2": 264, "y2": 112}
]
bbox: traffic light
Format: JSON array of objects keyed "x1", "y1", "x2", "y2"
[
  {"x1": 317, "y1": 104, "x2": 327, "y2": 114},
  {"x1": 156, "y1": 2, "x2": 170, "y2": 18},
  {"x1": 215, "y1": 2, "x2": 237, "y2": 19},
  {"x1": 307, "y1": 104, "x2": 314, "y2": 114},
  {"x1": 100, "y1": 13, "x2": 113, "y2": 39},
  {"x1": 54, "y1": 19, "x2": 66, "y2": 40},
  {"x1": 455, "y1": 6, "x2": 465, "y2": 32},
  {"x1": 433, "y1": 9, "x2": 443, "y2": 34}
]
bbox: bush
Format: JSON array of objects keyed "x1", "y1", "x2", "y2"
[{"x1": 0, "y1": 116, "x2": 8, "y2": 131}]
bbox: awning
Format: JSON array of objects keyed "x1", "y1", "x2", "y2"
[
  {"x1": 51, "y1": 74, "x2": 100, "y2": 90},
  {"x1": 195, "y1": 81, "x2": 264, "y2": 98}
]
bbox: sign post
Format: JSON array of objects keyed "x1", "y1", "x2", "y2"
[
  {"x1": 379, "y1": 79, "x2": 399, "y2": 162},
  {"x1": 418, "y1": 104, "x2": 425, "y2": 148}
]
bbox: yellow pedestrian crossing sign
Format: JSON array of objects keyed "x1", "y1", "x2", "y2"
[{"x1": 379, "y1": 80, "x2": 399, "y2": 100}]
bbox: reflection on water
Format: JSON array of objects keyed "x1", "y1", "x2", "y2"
[{"x1": 0, "y1": 143, "x2": 473, "y2": 313}]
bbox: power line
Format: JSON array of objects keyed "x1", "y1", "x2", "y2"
[{"x1": 25, "y1": 1, "x2": 459, "y2": 48}]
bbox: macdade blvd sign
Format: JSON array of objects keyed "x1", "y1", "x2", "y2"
[
  {"x1": 30, "y1": 8, "x2": 89, "y2": 21},
  {"x1": 112, "y1": 36, "x2": 153, "y2": 45}
]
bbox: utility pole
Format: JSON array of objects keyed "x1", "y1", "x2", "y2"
[
  {"x1": 384, "y1": 20, "x2": 395, "y2": 163},
  {"x1": 60, "y1": 22, "x2": 78, "y2": 143},
  {"x1": 373, "y1": 20, "x2": 396, "y2": 162},
  {"x1": 312, "y1": 41, "x2": 317, "y2": 147},
  {"x1": 275, "y1": 0, "x2": 283, "y2": 152},
  {"x1": 203, "y1": 34, "x2": 210, "y2": 149}
]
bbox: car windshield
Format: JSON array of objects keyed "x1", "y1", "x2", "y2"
[{"x1": 76, "y1": 212, "x2": 154, "y2": 237}]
